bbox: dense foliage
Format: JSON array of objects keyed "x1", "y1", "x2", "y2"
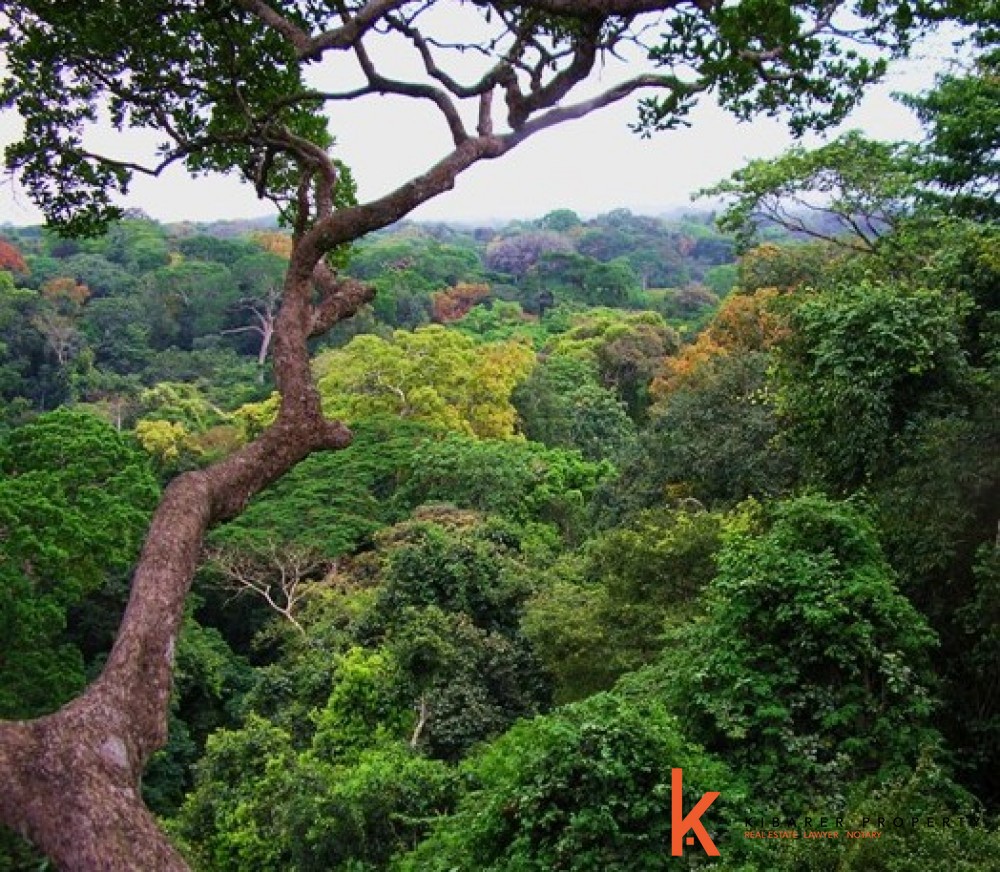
[{"x1": 2, "y1": 52, "x2": 998, "y2": 871}]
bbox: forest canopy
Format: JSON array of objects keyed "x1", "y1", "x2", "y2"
[{"x1": 0, "y1": 1, "x2": 997, "y2": 870}]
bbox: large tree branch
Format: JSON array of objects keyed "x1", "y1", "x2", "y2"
[
  {"x1": 0, "y1": 405, "x2": 353, "y2": 869},
  {"x1": 503, "y1": 18, "x2": 603, "y2": 129},
  {"x1": 0, "y1": 212, "x2": 367, "y2": 863},
  {"x1": 513, "y1": 72, "x2": 702, "y2": 139},
  {"x1": 299, "y1": 70, "x2": 695, "y2": 259},
  {"x1": 0, "y1": 93, "x2": 369, "y2": 860},
  {"x1": 388, "y1": 16, "x2": 509, "y2": 98},
  {"x1": 237, "y1": 0, "x2": 414, "y2": 60},
  {"x1": 310, "y1": 260, "x2": 377, "y2": 336},
  {"x1": 301, "y1": 134, "x2": 509, "y2": 261},
  {"x1": 352, "y1": 39, "x2": 469, "y2": 144}
]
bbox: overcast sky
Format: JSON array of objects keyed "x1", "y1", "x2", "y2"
[{"x1": 0, "y1": 27, "x2": 958, "y2": 228}]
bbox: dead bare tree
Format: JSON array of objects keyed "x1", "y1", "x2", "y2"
[
  {"x1": 205, "y1": 540, "x2": 331, "y2": 636},
  {"x1": 31, "y1": 310, "x2": 82, "y2": 367},
  {"x1": 222, "y1": 285, "x2": 282, "y2": 381}
]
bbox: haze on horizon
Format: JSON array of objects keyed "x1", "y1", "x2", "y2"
[{"x1": 0, "y1": 30, "x2": 957, "y2": 229}]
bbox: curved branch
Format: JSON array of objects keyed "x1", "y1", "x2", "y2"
[
  {"x1": 0, "y1": 217, "x2": 371, "y2": 867},
  {"x1": 263, "y1": 127, "x2": 339, "y2": 220},
  {"x1": 310, "y1": 261, "x2": 377, "y2": 336},
  {"x1": 353, "y1": 39, "x2": 469, "y2": 144},
  {"x1": 74, "y1": 146, "x2": 194, "y2": 179},
  {"x1": 302, "y1": 134, "x2": 506, "y2": 260},
  {"x1": 503, "y1": 18, "x2": 603, "y2": 129},
  {"x1": 389, "y1": 16, "x2": 509, "y2": 98},
  {"x1": 757, "y1": 197, "x2": 875, "y2": 252},
  {"x1": 299, "y1": 69, "x2": 703, "y2": 258},
  {"x1": 237, "y1": 0, "x2": 414, "y2": 60},
  {"x1": 513, "y1": 72, "x2": 703, "y2": 139}
]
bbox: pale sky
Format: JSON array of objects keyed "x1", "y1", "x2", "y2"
[{"x1": 0, "y1": 23, "x2": 959, "y2": 228}]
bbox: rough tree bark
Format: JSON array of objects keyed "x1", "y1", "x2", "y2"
[
  {"x1": 0, "y1": 259, "x2": 370, "y2": 869},
  {"x1": 0, "y1": 131, "x2": 579, "y2": 871}
]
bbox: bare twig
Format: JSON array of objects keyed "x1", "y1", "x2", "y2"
[{"x1": 205, "y1": 541, "x2": 332, "y2": 637}]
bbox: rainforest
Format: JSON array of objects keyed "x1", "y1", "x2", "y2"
[{"x1": 0, "y1": 0, "x2": 997, "y2": 869}]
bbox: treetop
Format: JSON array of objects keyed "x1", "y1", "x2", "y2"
[{"x1": 1, "y1": 0, "x2": 959, "y2": 238}]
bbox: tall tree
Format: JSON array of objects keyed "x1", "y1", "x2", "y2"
[
  {"x1": 0, "y1": 0, "x2": 966, "y2": 866},
  {"x1": 698, "y1": 131, "x2": 919, "y2": 251},
  {"x1": 902, "y1": 50, "x2": 1000, "y2": 219},
  {"x1": 659, "y1": 495, "x2": 939, "y2": 807}
]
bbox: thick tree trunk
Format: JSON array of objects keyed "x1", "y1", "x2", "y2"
[
  {"x1": 0, "y1": 82, "x2": 540, "y2": 872},
  {"x1": 0, "y1": 700, "x2": 190, "y2": 870},
  {"x1": 0, "y1": 414, "x2": 353, "y2": 869},
  {"x1": 0, "y1": 264, "x2": 370, "y2": 869}
]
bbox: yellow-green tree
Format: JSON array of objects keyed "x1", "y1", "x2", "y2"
[
  {"x1": 547, "y1": 309, "x2": 678, "y2": 419},
  {"x1": 314, "y1": 326, "x2": 533, "y2": 438}
]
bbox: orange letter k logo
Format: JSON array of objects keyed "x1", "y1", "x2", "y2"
[{"x1": 670, "y1": 767, "x2": 720, "y2": 856}]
